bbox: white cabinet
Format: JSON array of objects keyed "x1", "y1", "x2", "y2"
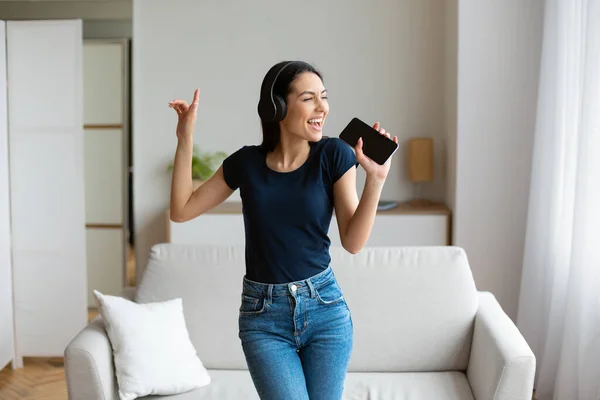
[
  {"x1": 83, "y1": 40, "x2": 129, "y2": 307},
  {"x1": 330, "y1": 213, "x2": 448, "y2": 246},
  {"x1": 167, "y1": 202, "x2": 451, "y2": 247}
]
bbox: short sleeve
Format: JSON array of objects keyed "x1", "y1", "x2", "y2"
[
  {"x1": 326, "y1": 138, "x2": 359, "y2": 183},
  {"x1": 222, "y1": 146, "x2": 248, "y2": 190}
]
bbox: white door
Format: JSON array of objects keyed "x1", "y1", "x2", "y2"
[
  {"x1": 0, "y1": 20, "x2": 15, "y2": 371},
  {"x1": 7, "y1": 20, "x2": 87, "y2": 360}
]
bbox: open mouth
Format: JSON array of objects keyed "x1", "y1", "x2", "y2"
[{"x1": 307, "y1": 118, "x2": 323, "y2": 128}]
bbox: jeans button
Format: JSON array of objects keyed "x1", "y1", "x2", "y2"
[{"x1": 291, "y1": 284, "x2": 297, "y2": 292}]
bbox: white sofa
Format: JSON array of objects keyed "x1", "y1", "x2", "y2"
[{"x1": 64, "y1": 244, "x2": 536, "y2": 399}]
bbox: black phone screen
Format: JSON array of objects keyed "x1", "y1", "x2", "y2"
[{"x1": 339, "y1": 118, "x2": 399, "y2": 165}]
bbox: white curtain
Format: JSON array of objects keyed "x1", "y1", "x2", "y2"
[{"x1": 516, "y1": 0, "x2": 600, "y2": 399}]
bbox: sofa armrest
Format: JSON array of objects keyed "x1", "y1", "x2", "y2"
[
  {"x1": 64, "y1": 317, "x2": 118, "y2": 400},
  {"x1": 63, "y1": 287, "x2": 135, "y2": 400},
  {"x1": 466, "y1": 292, "x2": 536, "y2": 400}
]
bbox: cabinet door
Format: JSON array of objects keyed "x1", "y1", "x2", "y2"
[
  {"x1": 84, "y1": 128, "x2": 123, "y2": 224},
  {"x1": 86, "y1": 229, "x2": 125, "y2": 306},
  {"x1": 7, "y1": 20, "x2": 87, "y2": 359},
  {"x1": 83, "y1": 42, "x2": 124, "y2": 125}
]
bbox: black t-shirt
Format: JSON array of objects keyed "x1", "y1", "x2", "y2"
[{"x1": 222, "y1": 137, "x2": 358, "y2": 284}]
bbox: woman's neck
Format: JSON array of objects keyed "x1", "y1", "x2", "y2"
[{"x1": 268, "y1": 132, "x2": 310, "y2": 172}]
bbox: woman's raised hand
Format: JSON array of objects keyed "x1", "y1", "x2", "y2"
[
  {"x1": 169, "y1": 89, "x2": 199, "y2": 141},
  {"x1": 355, "y1": 122, "x2": 399, "y2": 182}
]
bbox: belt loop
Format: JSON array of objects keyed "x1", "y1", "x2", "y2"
[
  {"x1": 306, "y1": 279, "x2": 316, "y2": 298},
  {"x1": 267, "y1": 285, "x2": 273, "y2": 304}
]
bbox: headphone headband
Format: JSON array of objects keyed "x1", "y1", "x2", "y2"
[{"x1": 258, "y1": 61, "x2": 309, "y2": 122}]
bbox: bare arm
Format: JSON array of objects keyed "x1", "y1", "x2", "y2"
[
  {"x1": 170, "y1": 161, "x2": 233, "y2": 222},
  {"x1": 334, "y1": 169, "x2": 384, "y2": 254},
  {"x1": 168, "y1": 89, "x2": 234, "y2": 222},
  {"x1": 333, "y1": 122, "x2": 398, "y2": 254}
]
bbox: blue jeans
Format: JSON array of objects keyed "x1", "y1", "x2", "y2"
[{"x1": 238, "y1": 266, "x2": 354, "y2": 400}]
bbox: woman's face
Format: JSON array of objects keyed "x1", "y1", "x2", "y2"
[{"x1": 280, "y1": 72, "x2": 329, "y2": 143}]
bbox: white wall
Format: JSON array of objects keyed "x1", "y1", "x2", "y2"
[
  {"x1": 454, "y1": 0, "x2": 545, "y2": 320},
  {"x1": 133, "y1": 0, "x2": 446, "y2": 273},
  {"x1": 0, "y1": 20, "x2": 15, "y2": 371},
  {"x1": 443, "y1": 0, "x2": 458, "y2": 223}
]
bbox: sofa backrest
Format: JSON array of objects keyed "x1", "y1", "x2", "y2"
[
  {"x1": 134, "y1": 244, "x2": 478, "y2": 372},
  {"x1": 135, "y1": 244, "x2": 250, "y2": 370},
  {"x1": 330, "y1": 246, "x2": 478, "y2": 372}
]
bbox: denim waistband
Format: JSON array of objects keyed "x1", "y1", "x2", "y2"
[{"x1": 242, "y1": 266, "x2": 336, "y2": 298}]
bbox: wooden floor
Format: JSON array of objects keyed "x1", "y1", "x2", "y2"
[
  {"x1": 0, "y1": 358, "x2": 68, "y2": 400},
  {"x1": 126, "y1": 243, "x2": 136, "y2": 286}
]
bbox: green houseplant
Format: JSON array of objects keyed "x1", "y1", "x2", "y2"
[{"x1": 168, "y1": 145, "x2": 227, "y2": 188}]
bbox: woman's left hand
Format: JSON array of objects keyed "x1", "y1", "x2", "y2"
[{"x1": 355, "y1": 122, "x2": 399, "y2": 182}]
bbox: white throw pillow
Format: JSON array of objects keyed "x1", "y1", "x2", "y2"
[{"x1": 93, "y1": 290, "x2": 211, "y2": 400}]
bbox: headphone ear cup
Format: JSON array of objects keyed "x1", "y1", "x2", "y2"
[
  {"x1": 272, "y1": 94, "x2": 287, "y2": 121},
  {"x1": 257, "y1": 97, "x2": 273, "y2": 121}
]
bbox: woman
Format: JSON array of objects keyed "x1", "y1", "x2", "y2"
[{"x1": 168, "y1": 61, "x2": 398, "y2": 400}]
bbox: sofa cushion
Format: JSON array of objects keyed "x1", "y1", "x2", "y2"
[
  {"x1": 344, "y1": 371, "x2": 474, "y2": 400},
  {"x1": 330, "y1": 246, "x2": 478, "y2": 372},
  {"x1": 138, "y1": 370, "x2": 257, "y2": 400},
  {"x1": 138, "y1": 370, "x2": 474, "y2": 400}
]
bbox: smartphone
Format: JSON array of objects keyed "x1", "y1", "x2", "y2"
[{"x1": 339, "y1": 117, "x2": 399, "y2": 165}]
